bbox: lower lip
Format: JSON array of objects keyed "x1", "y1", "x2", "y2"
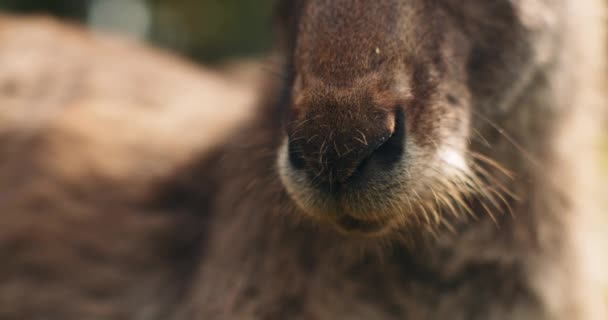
[{"x1": 336, "y1": 214, "x2": 389, "y2": 234}]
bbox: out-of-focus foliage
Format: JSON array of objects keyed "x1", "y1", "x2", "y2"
[
  {"x1": 149, "y1": 0, "x2": 275, "y2": 62},
  {"x1": 0, "y1": 0, "x2": 89, "y2": 20},
  {"x1": 0, "y1": 0, "x2": 275, "y2": 63}
]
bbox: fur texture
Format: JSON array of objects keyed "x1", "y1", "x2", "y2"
[{"x1": 0, "y1": 0, "x2": 606, "y2": 318}]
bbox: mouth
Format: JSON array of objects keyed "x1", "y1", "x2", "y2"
[
  {"x1": 278, "y1": 170, "x2": 403, "y2": 236},
  {"x1": 334, "y1": 214, "x2": 392, "y2": 235}
]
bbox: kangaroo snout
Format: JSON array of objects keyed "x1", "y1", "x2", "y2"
[{"x1": 287, "y1": 98, "x2": 405, "y2": 189}]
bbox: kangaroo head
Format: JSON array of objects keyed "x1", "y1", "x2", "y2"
[{"x1": 276, "y1": 0, "x2": 540, "y2": 236}]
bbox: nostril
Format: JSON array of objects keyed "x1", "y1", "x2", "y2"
[
  {"x1": 288, "y1": 140, "x2": 307, "y2": 170},
  {"x1": 372, "y1": 108, "x2": 406, "y2": 167},
  {"x1": 285, "y1": 108, "x2": 406, "y2": 186},
  {"x1": 349, "y1": 108, "x2": 406, "y2": 180}
]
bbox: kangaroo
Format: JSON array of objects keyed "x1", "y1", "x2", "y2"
[{"x1": 0, "y1": 0, "x2": 607, "y2": 319}]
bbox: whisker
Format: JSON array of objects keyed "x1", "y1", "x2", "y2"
[
  {"x1": 471, "y1": 163, "x2": 519, "y2": 201},
  {"x1": 447, "y1": 192, "x2": 478, "y2": 221},
  {"x1": 468, "y1": 151, "x2": 515, "y2": 179},
  {"x1": 487, "y1": 186, "x2": 515, "y2": 218},
  {"x1": 429, "y1": 188, "x2": 445, "y2": 224},
  {"x1": 471, "y1": 110, "x2": 542, "y2": 168},
  {"x1": 472, "y1": 128, "x2": 492, "y2": 148},
  {"x1": 479, "y1": 200, "x2": 499, "y2": 227}
]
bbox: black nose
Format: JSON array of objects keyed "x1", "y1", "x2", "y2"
[{"x1": 288, "y1": 108, "x2": 405, "y2": 188}]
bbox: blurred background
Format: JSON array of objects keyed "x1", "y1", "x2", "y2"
[
  {"x1": 0, "y1": 0, "x2": 607, "y2": 304},
  {"x1": 0, "y1": 0, "x2": 275, "y2": 63}
]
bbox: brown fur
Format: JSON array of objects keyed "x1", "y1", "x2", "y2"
[
  {"x1": 0, "y1": 15, "x2": 256, "y2": 319},
  {"x1": 0, "y1": 0, "x2": 607, "y2": 318}
]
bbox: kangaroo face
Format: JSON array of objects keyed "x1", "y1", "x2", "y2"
[{"x1": 277, "y1": 0, "x2": 531, "y2": 236}]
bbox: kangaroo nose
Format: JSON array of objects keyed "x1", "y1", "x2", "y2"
[{"x1": 287, "y1": 109, "x2": 405, "y2": 188}]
